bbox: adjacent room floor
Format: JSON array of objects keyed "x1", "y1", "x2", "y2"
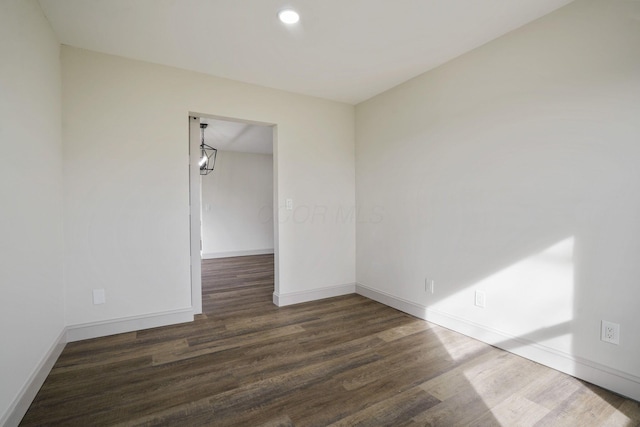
[{"x1": 21, "y1": 255, "x2": 640, "y2": 426}]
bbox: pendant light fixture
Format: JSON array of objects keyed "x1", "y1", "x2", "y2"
[{"x1": 199, "y1": 123, "x2": 217, "y2": 175}]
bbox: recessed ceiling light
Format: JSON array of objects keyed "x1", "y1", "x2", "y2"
[{"x1": 278, "y1": 9, "x2": 300, "y2": 24}]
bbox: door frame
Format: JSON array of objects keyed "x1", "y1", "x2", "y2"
[{"x1": 188, "y1": 113, "x2": 278, "y2": 314}]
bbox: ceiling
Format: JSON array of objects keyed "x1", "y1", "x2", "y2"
[
  {"x1": 200, "y1": 118, "x2": 273, "y2": 155},
  {"x1": 38, "y1": 0, "x2": 574, "y2": 104}
]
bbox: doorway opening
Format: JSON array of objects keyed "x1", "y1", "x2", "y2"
[{"x1": 189, "y1": 114, "x2": 278, "y2": 314}]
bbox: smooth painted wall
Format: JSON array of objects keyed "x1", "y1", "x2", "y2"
[
  {"x1": 62, "y1": 46, "x2": 355, "y2": 325},
  {"x1": 201, "y1": 150, "x2": 274, "y2": 257},
  {"x1": 356, "y1": 0, "x2": 640, "y2": 390},
  {"x1": 0, "y1": 0, "x2": 65, "y2": 420}
]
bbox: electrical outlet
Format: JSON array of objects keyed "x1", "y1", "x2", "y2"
[
  {"x1": 425, "y1": 278, "x2": 434, "y2": 294},
  {"x1": 601, "y1": 320, "x2": 620, "y2": 345},
  {"x1": 93, "y1": 289, "x2": 106, "y2": 305},
  {"x1": 475, "y1": 291, "x2": 486, "y2": 308}
]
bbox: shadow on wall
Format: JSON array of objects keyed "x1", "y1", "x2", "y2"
[
  {"x1": 352, "y1": 0, "x2": 640, "y2": 417},
  {"x1": 353, "y1": 121, "x2": 640, "y2": 402},
  {"x1": 434, "y1": 238, "x2": 574, "y2": 351}
]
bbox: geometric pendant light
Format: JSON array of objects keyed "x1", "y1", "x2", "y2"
[{"x1": 199, "y1": 123, "x2": 217, "y2": 175}]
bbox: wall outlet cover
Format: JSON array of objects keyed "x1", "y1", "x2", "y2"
[
  {"x1": 475, "y1": 290, "x2": 486, "y2": 308},
  {"x1": 425, "y1": 278, "x2": 434, "y2": 294},
  {"x1": 93, "y1": 289, "x2": 106, "y2": 305},
  {"x1": 601, "y1": 320, "x2": 620, "y2": 345}
]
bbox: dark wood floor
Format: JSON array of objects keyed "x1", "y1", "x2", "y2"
[{"x1": 21, "y1": 254, "x2": 640, "y2": 426}]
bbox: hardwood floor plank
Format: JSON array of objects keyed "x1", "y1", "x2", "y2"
[
  {"x1": 20, "y1": 254, "x2": 640, "y2": 426},
  {"x1": 52, "y1": 338, "x2": 189, "y2": 373},
  {"x1": 534, "y1": 384, "x2": 627, "y2": 427},
  {"x1": 326, "y1": 387, "x2": 440, "y2": 427},
  {"x1": 376, "y1": 319, "x2": 432, "y2": 342},
  {"x1": 470, "y1": 394, "x2": 550, "y2": 427},
  {"x1": 152, "y1": 324, "x2": 305, "y2": 365},
  {"x1": 255, "y1": 415, "x2": 295, "y2": 427}
]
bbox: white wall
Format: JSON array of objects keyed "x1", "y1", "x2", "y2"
[
  {"x1": 62, "y1": 46, "x2": 355, "y2": 325},
  {"x1": 356, "y1": 0, "x2": 640, "y2": 399},
  {"x1": 0, "y1": 0, "x2": 65, "y2": 422},
  {"x1": 202, "y1": 150, "x2": 274, "y2": 258}
]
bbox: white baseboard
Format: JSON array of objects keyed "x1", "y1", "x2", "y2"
[
  {"x1": 1, "y1": 308, "x2": 195, "y2": 425},
  {"x1": 356, "y1": 284, "x2": 428, "y2": 319},
  {"x1": 355, "y1": 283, "x2": 640, "y2": 402},
  {"x1": 66, "y1": 308, "x2": 194, "y2": 342},
  {"x1": 1, "y1": 328, "x2": 67, "y2": 427},
  {"x1": 273, "y1": 283, "x2": 356, "y2": 307},
  {"x1": 202, "y1": 249, "x2": 274, "y2": 259}
]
